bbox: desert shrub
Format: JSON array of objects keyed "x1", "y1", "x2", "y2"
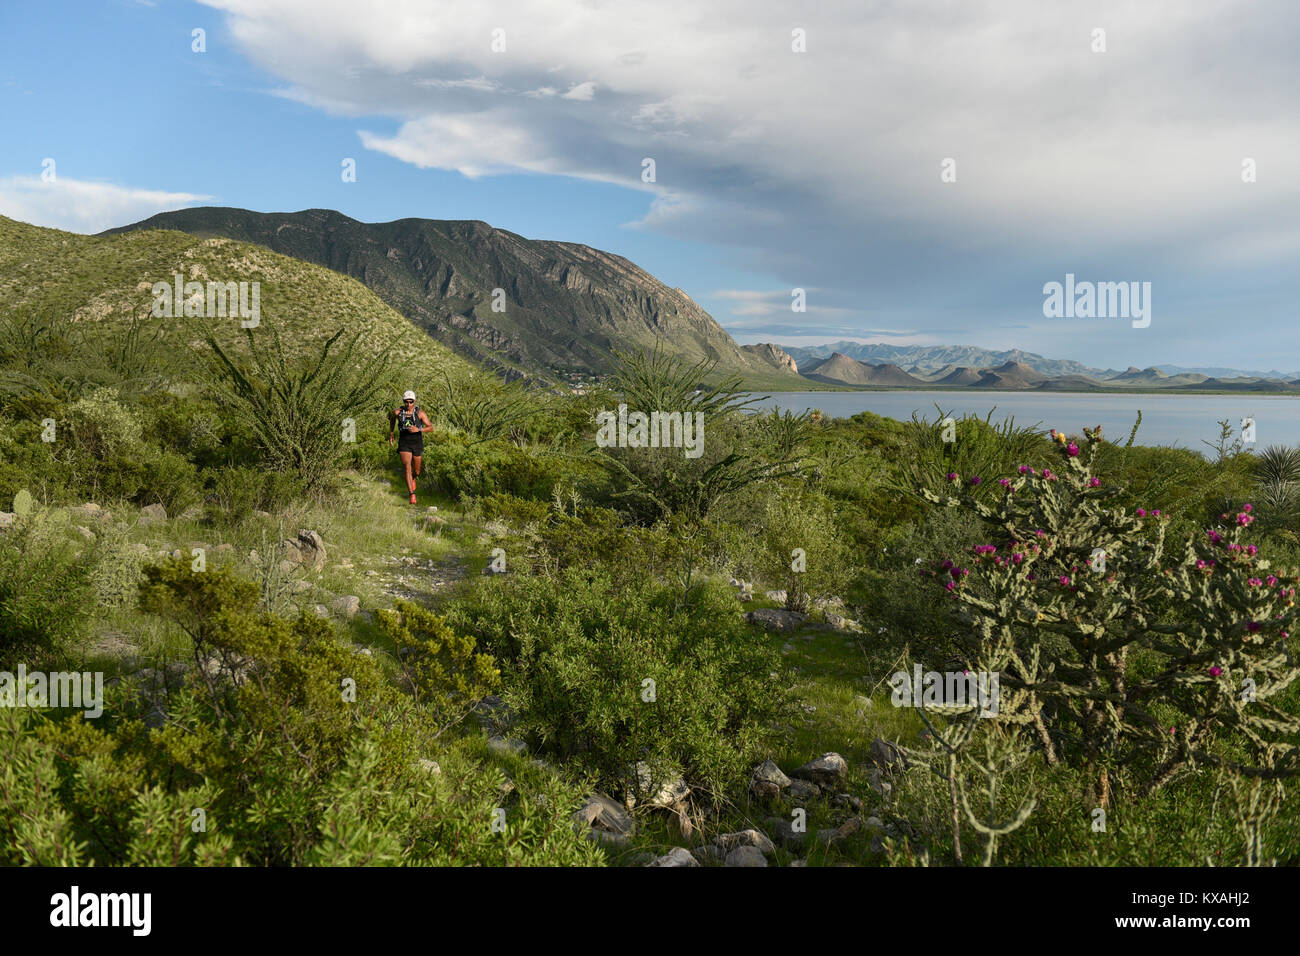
[
  {"x1": 891, "y1": 406, "x2": 1047, "y2": 506},
  {"x1": 207, "y1": 465, "x2": 265, "y2": 524},
  {"x1": 421, "y1": 434, "x2": 587, "y2": 502},
  {"x1": 205, "y1": 465, "x2": 304, "y2": 524},
  {"x1": 0, "y1": 511, "x2": 96, "y2": 662},
  {"x1": 446, "y1": 568, "x2": 793, "y2": 809},
  {"x1": 745, "y1": 483, "x2": 851, "y2": 612},
  {"x1": 860, "y1": 507, "x2": 989, "y2": 656},
  {"x1": 10, "y1": 558, "x2": 599, "y2": 866},
  {"x1": 436, "y1": 374, "x2": 539, "y2": 443},
  {"x1": 87, "y1": 528, "x2": 148, "y2": 610},
  {"x1": 136, "y1": 448, "x2": 202, "y2": 515},
  {"x1": 65, "y1": 385, "x2": 144, "y2": 461},
  {"x1": 376, "y1": 600, "x2": 499, "y2": 728},
  {"x1": 469, "y1": 491, "x2": 554, "y2": 527},
  {"x1": 0, "y1": 420, "x2": 65, "y2": 505}
]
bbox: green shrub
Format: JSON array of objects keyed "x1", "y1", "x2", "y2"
[
  {"x1": 376, "y1": 600, "x2": 500, "y2": 728},
  {"x1": 746, "y1": 483, "x2": 851, "y2": 612},
  {"x1": 9, "y1": 558, "x2": 599, "y2": 866},
  {"x1": 137, "y1": 449, "x2": 201, "y2": 515},
  {"x1": 447, "y1": 568, "x2": 793, "y2": 809},
  {"x1": 87, "y1": 528, "x2": 148, "y2": 610},
  {"x1": 0, "y1": 512, "x2": 96, "y2": 662}
]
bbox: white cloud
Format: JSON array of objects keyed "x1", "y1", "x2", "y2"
[
  {"x1": 193, "y1": 0, "x2": 1300, "y2": 360},
  {"x1": 0, "y1": 176, "x2": 211, "y2": 235},
  {"x1": 561, "y1": 81, "x2": 595, "y2": 101}
]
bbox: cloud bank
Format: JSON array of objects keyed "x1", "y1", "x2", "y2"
[{"x1": 190, "y1": 1, "x2": 1300, "y2": 363}]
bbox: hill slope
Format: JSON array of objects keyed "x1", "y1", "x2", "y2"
[
  {"x1": 0, "y1": 213, "x2": 480, "y2": 395},
  {"x1": 802, "y1": 353, "x2": 926, "y2": 386},
  {"x1": 104, "y1": 207, "x2": 799, "y2": 387}
]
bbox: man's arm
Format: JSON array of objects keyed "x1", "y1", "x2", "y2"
[
  {"x1": 419, "y1": 410, "x2": 433, "y2": 433},
  {"x1": 388, "y1": 409, "x2": 397, "y2": 443}
]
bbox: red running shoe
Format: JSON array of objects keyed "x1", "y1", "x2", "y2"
[{"x1": 409, "y1": 493, "x2": 417, "y2": 504}]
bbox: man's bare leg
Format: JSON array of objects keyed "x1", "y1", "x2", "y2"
[{"x1": 399, "y1": 451, "x2": 415, "y2": 494}]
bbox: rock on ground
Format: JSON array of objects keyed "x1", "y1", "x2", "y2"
[
  {"x1": 139, "y1": 503, "x2": 167, "y2": 523},
  {"x1": 647, "y1": 847, "x2": 699, "y2": 867},
  {"x1": 870, "y1": 737, "x2": 908, "y2": 771},
  {"x1": 743, "y1": 608, "x2": 808, "y2": 632},
  {"x1": 296, "y1": 529, "x2": 327, "y2": 571},
  {"x1": 715, "y1": 829, "x2": 776, "y2": 857},
  {"x1": 573, "y1": 793, "x2": 634, "y2": 835},
  {"x1": 786, "y1": 779, "x2": 821, "y2": 803},
  {"x1": 725, "y1": 845, "x2": 768, "y2": 867},
  {"x1": 331, "y1": 595, "x2": 360, "y2": 619},
  {"x1": 750, "y1": 759, "x2": 792, "y2": 801},
  {"x1": 790, "y1": 752, "x2": 849, "y2": 789}
]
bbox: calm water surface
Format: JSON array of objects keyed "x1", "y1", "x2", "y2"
[{"x1": 747, "y1": 391, "x2": 1300, "y2": 454}]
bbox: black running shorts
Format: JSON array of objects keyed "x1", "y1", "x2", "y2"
[{"x1": 397, "y1": 431, "x2": 424, "y2": 455}]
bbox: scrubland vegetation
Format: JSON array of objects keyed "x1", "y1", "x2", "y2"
[{"x1": 1, "y1": 298, "x2": 1297, "y2": 867}]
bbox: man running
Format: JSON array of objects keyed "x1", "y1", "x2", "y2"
[{"x1": 389, "y1": 390, "x2": 432, "y2": 504}]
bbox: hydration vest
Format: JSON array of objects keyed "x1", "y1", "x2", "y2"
[{"x1": 397, "y1": 405, "x2": 423, "y2": 433}]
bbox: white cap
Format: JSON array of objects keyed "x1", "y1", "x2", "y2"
[{"x1": 403, "y1": 390, "x2": 416, "y2": 401}]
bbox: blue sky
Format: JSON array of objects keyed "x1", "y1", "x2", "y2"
[{"x1": 2, "y1": 0, "x2": 1297, "y2": 372}]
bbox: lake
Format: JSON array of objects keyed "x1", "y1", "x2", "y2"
[{"x1": 746, "y1": 391, "x2": 1300, "y2": 454}]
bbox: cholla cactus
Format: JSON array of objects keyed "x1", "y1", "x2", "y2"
[{"x1": 921, "y1": 426, "x2": 1300, "y2": 806}]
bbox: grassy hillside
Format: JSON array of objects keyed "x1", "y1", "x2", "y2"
[{"x1": 0, "y1": 214, "x2": 481, "y2": 397}]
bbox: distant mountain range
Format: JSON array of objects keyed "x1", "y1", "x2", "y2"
[
  {"x1": 784, "y1": 349, "x2": 1300, "y2": 392},
  {"x1": 779, "y1": 342, "x2": 1300, "y2": 382}
]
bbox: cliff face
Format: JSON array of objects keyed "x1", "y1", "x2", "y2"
[
  {"x1": 105, "y1": 208, "x2": 798, "y2": 383},
  {"x1": 741, "y1": 342, "x2": 800, "y2": 374}
]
